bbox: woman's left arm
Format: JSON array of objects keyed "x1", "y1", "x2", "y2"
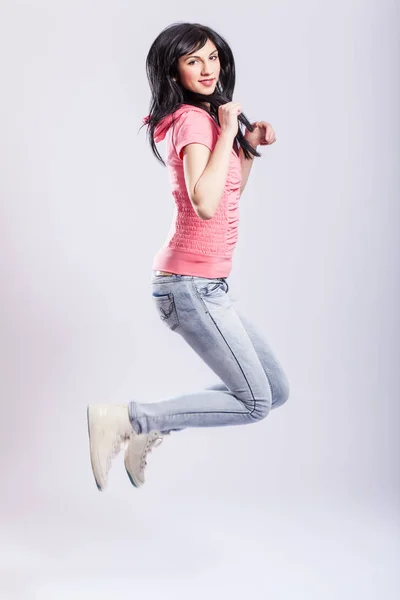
[{"x1": 239, "y1": 121, "x2": 277, "y2": 196}]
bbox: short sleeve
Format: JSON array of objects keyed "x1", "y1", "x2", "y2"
[{"x1": 172, "y1": 109, "x2": 217, "y2": 160}]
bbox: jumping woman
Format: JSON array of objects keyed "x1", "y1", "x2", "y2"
[{"x1": 87, "y1": 22, "x2": 290, "y2": 491}]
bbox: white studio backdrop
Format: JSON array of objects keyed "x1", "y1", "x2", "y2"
[{"x1": 0, "y1": 1, "x2": 399, "y2": 598}]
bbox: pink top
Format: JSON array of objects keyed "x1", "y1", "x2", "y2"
[{"x1": 148, "y1": 104, "x2": 242, "y2": 278}]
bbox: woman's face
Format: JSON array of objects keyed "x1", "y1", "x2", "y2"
[{"x1": 176, "y1": 38, "x2": 220, "y2": 95}]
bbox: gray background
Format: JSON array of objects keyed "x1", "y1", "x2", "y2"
[{"x1": 0, "y1": 0, "x2": 399, "y2": 598}]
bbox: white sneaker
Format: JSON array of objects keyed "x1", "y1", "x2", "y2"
[
  {"x1": 124, "y1": 430, "x2": 164, "y2": 488},
  {"x1": 87, "y1": 404, "x2": 134, "y2": 491}
]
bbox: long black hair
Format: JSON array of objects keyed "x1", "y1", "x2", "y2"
[{"x1": 140, "y1": 22, "x2": 261, "y2": 166}]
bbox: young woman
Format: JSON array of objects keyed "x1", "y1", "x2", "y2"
[{"x1": 87, "y1": 22, "x2": 290, "y2": 491}]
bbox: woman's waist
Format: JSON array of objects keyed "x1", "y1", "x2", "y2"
[
  {"x1": 154, "y1": 270, "x2": 174, "y2": 276},
  {"x1": 152, "y1": 270, "x2": 228, "y2": 285}
]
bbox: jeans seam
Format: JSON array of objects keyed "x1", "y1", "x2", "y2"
[
  {"x1": 190, "y1": 279, "x2": 258, "y2": 416},
  {"x1": 137, "y1": 410, "x2": 250, "y2": 420}
]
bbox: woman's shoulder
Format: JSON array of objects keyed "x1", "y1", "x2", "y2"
[{"x1": 172, "y1": 104, "x2": 219, "y2": 127}]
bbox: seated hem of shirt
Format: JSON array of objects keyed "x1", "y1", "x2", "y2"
[{"x1": 153, "y1": 247, "x2": 232, "y2": 278}]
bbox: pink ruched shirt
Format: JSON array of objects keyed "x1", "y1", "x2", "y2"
[{"x1": 149, "y1": 104, "x2": 242, "y2": 278}]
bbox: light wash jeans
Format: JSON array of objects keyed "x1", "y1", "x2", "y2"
[{"x1": 128, "y1": 272, "x2": 290, "y2": 434}]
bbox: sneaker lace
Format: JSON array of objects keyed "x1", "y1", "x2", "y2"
[{"x1": 140, "y1": 432, "x2": 164, "y2": 470}]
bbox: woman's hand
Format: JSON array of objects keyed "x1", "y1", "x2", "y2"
[
  {"x1": 245, "y1": 121, "x2": 276, "y2": 148},
  {"x1": 218, "y1": 102, "x2": 242, "y2": 138}
]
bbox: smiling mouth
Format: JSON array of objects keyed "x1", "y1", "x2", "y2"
[{"x1": 199, "y1": 78, "x2": 215, "y2": 83}]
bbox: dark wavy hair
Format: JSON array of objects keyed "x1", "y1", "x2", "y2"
[{"x1": 140, "y1": 22, "x2": 261, "y2": 166}]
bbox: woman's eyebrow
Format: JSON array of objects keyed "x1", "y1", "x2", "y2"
[{"x1": 186, "y1": 50, "x2": 218, "y2": 60}]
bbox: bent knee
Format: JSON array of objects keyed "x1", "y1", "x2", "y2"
[
  {"x1": 250, "y1": 396, "x2": 272, "y2": 421},
  {"x1": 273, "y1": 372, "x2": 290, "y2": 408}
]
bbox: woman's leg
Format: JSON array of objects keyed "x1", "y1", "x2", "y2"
[
  {"x1": 88, "y1": 274, "x2": 290, "y2": 490},
  {"x1": 206, "y1": 291, "x2": 290, "y2": 410},
  {"x1": 128, "y1": 275, "x2": 275, "y2": 435}
]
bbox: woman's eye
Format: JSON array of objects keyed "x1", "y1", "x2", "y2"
[{"x1": 188, "y1": 56, "x2": 218, "y2": 66}]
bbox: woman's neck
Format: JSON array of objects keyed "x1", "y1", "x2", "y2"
[{"x1": 200, "y1": 101, "x2": 211, "y2": 112}]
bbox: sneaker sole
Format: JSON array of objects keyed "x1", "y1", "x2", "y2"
[
  {"x1": 86, "y1": 405, "x2": 103, "y2": 492},
  {"x1": 124, "y1": 465, "x2": 140, "y2": 488}
]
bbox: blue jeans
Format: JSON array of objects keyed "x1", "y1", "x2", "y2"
[{"x1": 128, "y1": 272, "x2": 290, "y2": 434}]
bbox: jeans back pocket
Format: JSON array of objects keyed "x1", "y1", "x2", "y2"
[{"x1": 152, "y1": 291, "x2": 180, "y2": 331}]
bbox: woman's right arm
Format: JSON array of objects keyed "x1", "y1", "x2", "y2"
[
  {"x1": 181, "y1": 102, "x2": 241, "y2": 221},
  {"x1": 182, "y1": 131, "x2": 236, "y2": 220}
]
